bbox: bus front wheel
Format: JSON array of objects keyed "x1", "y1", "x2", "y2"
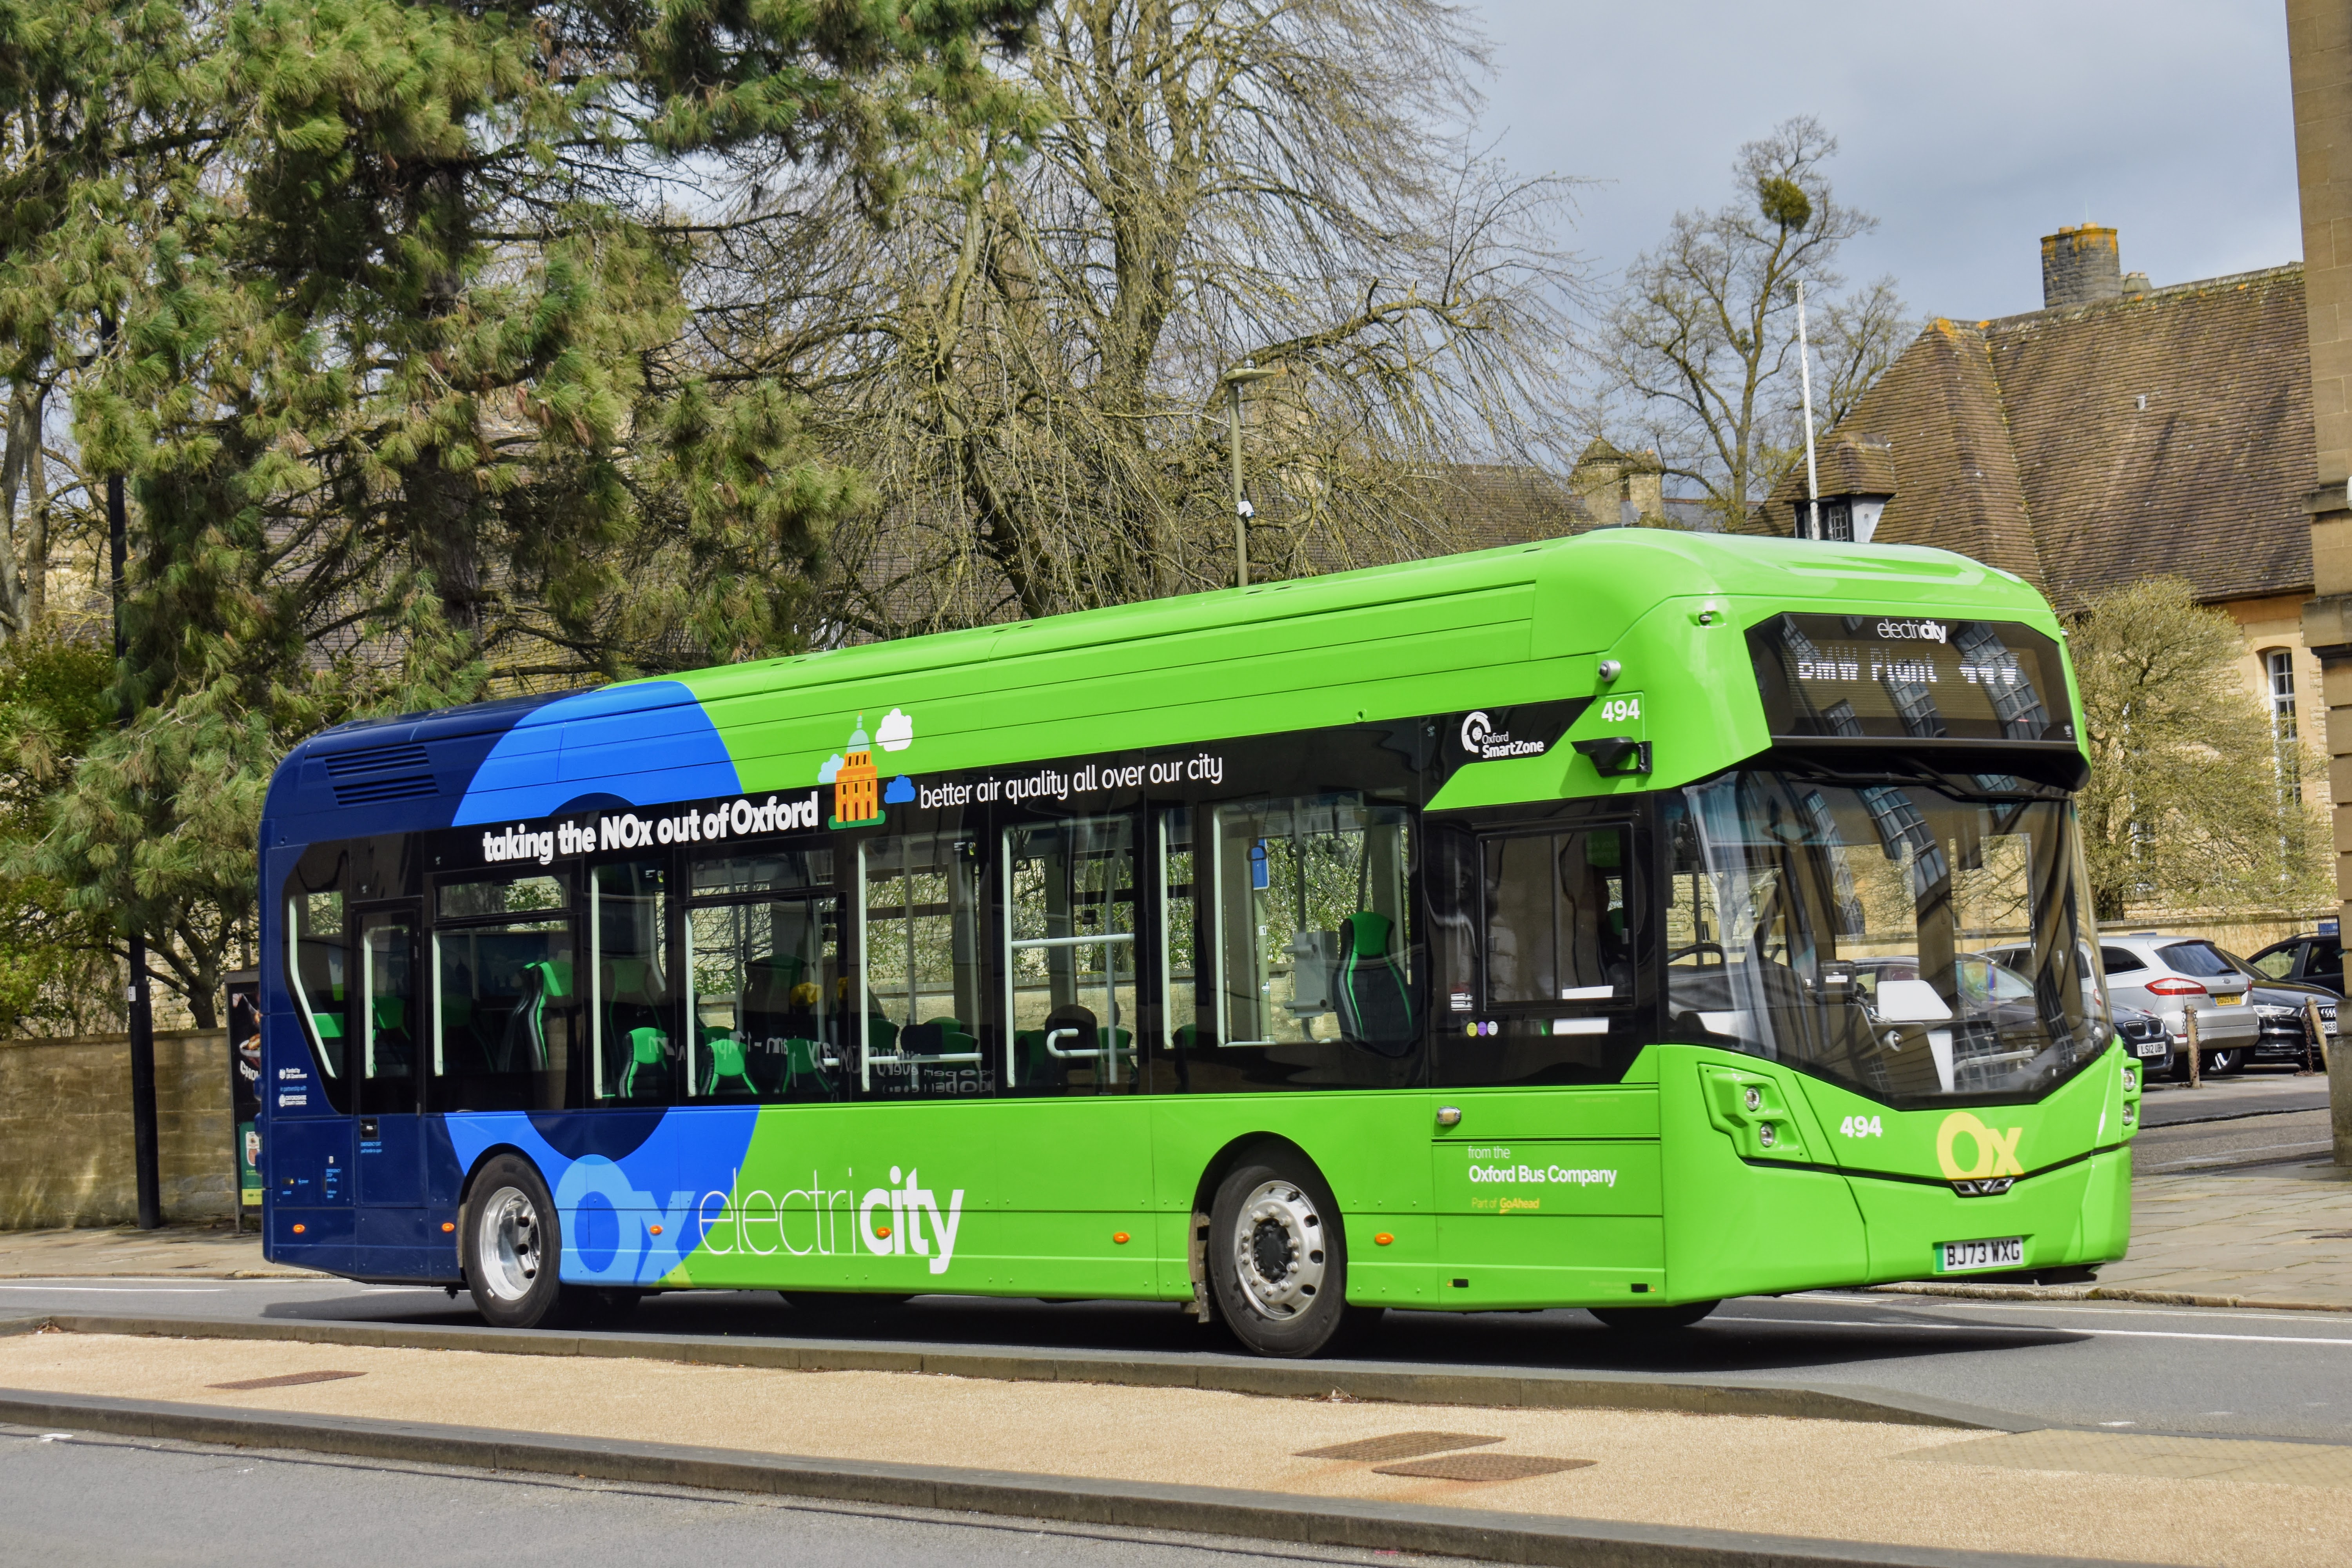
[
  {"x1": 1207, "y1": 1150, "x2": 1364, "y2": 1358},
  {"x1": 463, "y1": 1154, "x2": 570, "y2": 1330}
]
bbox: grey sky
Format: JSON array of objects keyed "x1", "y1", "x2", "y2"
[{"x1": 1470, "y1": 0, "x2": 2300, "y2": 322}]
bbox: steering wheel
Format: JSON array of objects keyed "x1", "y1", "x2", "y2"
[{"x1": 1668, "y1": 942, "x2": 1726, "y2": 964}]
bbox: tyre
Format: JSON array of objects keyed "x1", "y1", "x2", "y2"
[
  {"x1": 462, "y1": 1154, "x2": 572, "y2": 1329},
  {"x1": 1207, "y1": 1148, "x2": 1359, "y2": 1357},
  {"x1": 2204, "y1": 1047, "x2": 2243, "y2": 1077},
  {"x1": 1590, "y1": 1299, "x2": 1720, "y2": 1332}
]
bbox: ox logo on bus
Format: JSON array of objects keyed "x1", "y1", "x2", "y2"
[{"x1": 1935, "y1": 1111, "x2": 2023, "y2": 1183}]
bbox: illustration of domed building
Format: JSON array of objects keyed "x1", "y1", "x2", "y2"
[{"x1": 829, "y1": 715, "x2": 884, "y2": 828}]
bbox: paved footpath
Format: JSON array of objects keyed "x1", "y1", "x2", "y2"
[{"x1": 1, "y1": 1320, "x2": 2348, "y2": 1568}]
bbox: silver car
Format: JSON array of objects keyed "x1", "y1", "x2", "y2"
[{"x1": 1984, "y1": 933, "x2": 2259, "y2": 1078}]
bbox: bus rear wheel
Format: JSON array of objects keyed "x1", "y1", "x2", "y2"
[
  {"x1": 463, "y1": 1154, "x2": 570, "y2": 1330},
  {"x1": 1590, "y1": 1299, "x2": 1720, "y2": 1332},
  {"x1": 1208, "y1": 1150, "x2": 1360, "y2": 1357}
]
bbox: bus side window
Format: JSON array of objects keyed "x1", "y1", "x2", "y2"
[
  {"x1": 1159, "y1": 795, "x2": 1421, "y2": 1091},
  {"x1": 685, "y1": 846, "x2": 840, "y2": 1105},
  {"x1": 430, "y1": 871, "x2": 576, "y2": 1113},
  {"x1": 593, "y1": 860, "x2": 677, "y2": 1105},
  {"x1": 285, "y1": 883, "x2": 356, "y2": 1114},
  {"x1": 358, "y1": 910, "x2": 418, "y2": 1115},
  {"x1": 859, "y1": 833, "x2": 989, "y2": 1098},
  {"x1": 1004, "y1": 815, "x2": 1140, "y2": 1097}
]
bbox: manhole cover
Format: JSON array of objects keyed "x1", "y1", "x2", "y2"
[
  {"x1": 1297, "y1": 1431, "x2": 1502, "y2": 1463},
  {"x1": 1373, "y1": 1453, "x2": 1593, "y2": 1482},
  {"x1": 209, "y1": 1370, "x2": 367, "y2": 1391}
]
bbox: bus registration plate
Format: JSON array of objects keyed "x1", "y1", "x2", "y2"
[{"x1": 1935, "y1": 1237, "x2": 2024, "y2": 1274}]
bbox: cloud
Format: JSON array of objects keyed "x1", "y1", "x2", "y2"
[
  {"x1": 818, "y1": 754, "x2": 844, "y2": 784},
  {"x1": 883, "y1": 775, "x2": 915, "y2": 805},
  {"x1": 875, "y1": 707, "x2": 914, "y2": 753}
]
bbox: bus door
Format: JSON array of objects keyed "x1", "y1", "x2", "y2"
[
  {"x1": 1428, "y1": 822, "x2": 1665, "y2": 1302},
  {"x1": 355, "y1": 908, "x2": 427, "y2": 1246}
]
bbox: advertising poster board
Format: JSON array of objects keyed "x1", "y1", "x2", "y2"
[{"x1": 225, "y1": 968, "x2": 261, "y2": 1228}]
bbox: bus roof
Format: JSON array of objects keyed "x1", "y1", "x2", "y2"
[{"x1": 265, "y1": 531, "x2": 2054, "y2": 844}]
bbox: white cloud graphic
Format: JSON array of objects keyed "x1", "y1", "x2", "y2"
[
  {"x1": 875, "y1": 707, "x2": 914, "y2": 753},
  {"x1": 818, "y1": 753, "x2": 845, "y2": 784}
]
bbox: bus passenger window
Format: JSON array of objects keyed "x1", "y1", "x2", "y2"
[
  {"x1": 1160, "y1": 795, "x2": 1421, "y2": 1091},
  {"x1": 285, "y1": 885, "x2": 356, "y2": 1113},
  {"x1": 685, "y1": 847, "x2": 840, "y2": 1104},
  {"x1": 358, "y1": 912, "x2": 418, "y2": 1114},
  {"x1": 1004, "y1": 816, "x2": 1138, "y2": 1096},
  {"x1": 1437, "y1": 825, "x2": 1642, "y2": 1089},
  {"x1": 860, "y1": 834, "x2": 988, "y2": 1097},
  {"x1": 430, "y1": 871, "x2": 576, "y2": 1113},
  {"x1": 593, "y1": 860, "x2": 675, "y2": 1104}
]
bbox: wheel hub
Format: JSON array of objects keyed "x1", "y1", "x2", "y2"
[
  {"x1": 476, "y1": 1185, "x2": 543, "y2": 1303},
  {"x1": 1232, "y1": 1180, "x2": 1326, "y2": 1320}
]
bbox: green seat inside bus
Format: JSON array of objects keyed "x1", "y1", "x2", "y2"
[
  {"x1": 497, "y1": 958, "x2": 572, "y2": 1073},
  {"x1": 1335, "y1": 911, "x2": 1414, "y2": 1057},
  {"x1": 900, "y1": 1018, "x2": 975, "y2": 1057},
  {"x1": 619, "y1": 1025, "x2": 669, "y2": 1098},
  {"x1": 1015, "y1": 1009, "x2": 1132, "y2": 1087},
  {"x1": 701, "y1": 1028, "x2": 756, "y2": 1096}
]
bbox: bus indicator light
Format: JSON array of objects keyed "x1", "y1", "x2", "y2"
[
  {"x1": 1112, "y1": 1231, "x2": 1129, "y2": 1245},
  {"x1": 1374, "y1": 1232, "x2": 1394, "y2": 1247},
  {"x1": 291, "y1": 1224, "x2": 305, "y2": 1234},
  {"x1": 441, "y1": 1222, "x2": 455, "y2": 1233}
]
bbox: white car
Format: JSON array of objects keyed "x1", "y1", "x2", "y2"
[{"x1": 1990, "y1": 933, "x2": 2257, "y2": 1079}]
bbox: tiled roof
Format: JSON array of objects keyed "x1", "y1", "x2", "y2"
[{"x1": 1764, "y1": 265, "x2": 2316, "y2": 607}]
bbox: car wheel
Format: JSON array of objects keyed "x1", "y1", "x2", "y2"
[
  {"x1": 1590, "y1": 1299, "x2": 1721, "y2": 1332},
  {"x1": 2204, "y1": 1048, "x2": 2242, "y2": 1076},
  {"x1": 1207, "y1": 1148, "x2": 1362, "y2": 1357},
  {"x1": 462, "y1": 1153, "x2": 573, "y2": 1329}
]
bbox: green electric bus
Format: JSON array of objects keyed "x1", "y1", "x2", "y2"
[{"x1": 258, "y1": 528, "x2": 2135, "y2": 1355}]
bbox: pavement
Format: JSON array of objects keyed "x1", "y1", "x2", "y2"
[
  {"x1": 4, "y1": 1323, "x2": 2348, "y2": 1568},
  {"x1": 0, "y1": 1217, "x2": 321, "y2": 1281}
]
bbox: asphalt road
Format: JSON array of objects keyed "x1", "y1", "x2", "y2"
[
  {"x1": 3, "y1": 1276, "x2": 2347, "y2": 1444},
  {"x1": 0, "y1": 1423, "x2": 1471, "y2": 1568},
  {"x1": 2133, "y1": 1069, "x2": 2336, "y2": 1172}
]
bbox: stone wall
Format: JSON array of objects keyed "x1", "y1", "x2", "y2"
[{"x1": 0, "y1": 1030, "x2": 236, "y2": 1228}]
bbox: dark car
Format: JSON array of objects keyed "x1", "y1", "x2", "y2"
[
  {"x1": 2112, "y1": 1004, "x2": 2173, "y2": 1073},
  {"x1": 2219, "y1": 947, "x2": 2338, "y2": 1069},
  {"x1": 2245, "y1": 932, "x2": 2345, "y2": 995}
]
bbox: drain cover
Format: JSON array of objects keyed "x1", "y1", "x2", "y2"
[
  {"x1": 1372, "y1": 1453, "x2": 1593, "y2": 1482},
  {"x1": 209, "y1": 1370, "x2": 367, "y2": 1390},
  {"x1": 1296, "y1": 1431, "x2": 1502, "y2": 1462}
]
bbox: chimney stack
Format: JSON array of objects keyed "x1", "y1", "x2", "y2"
[{"x1": 2041, "y1": 224, "x2": 2123, "y2": 309}]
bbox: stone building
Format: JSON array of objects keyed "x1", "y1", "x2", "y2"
[{"x1": 1762, "y1": 229, "x2": 2324, "y2": 803}]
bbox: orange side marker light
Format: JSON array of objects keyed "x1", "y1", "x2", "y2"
[
  {"x1": 1374, "y1": 1232, "x2": 1394, "y2": 1247},
  {"x1": 291, "y1": 1224, "x2": 305, "y2": 1234},
  {"x1": 875, "y1": 1225, "x2": 892, "y2": 1239},
  {"x1": 441, "y1": 1222, "x2": 455, "y2": 1233},
  {"x1": 1112, "y1": 1231, "x2": 1130, "y2": 1245},
  {"x1": 650, "y1": 1225, "x2": 663, "y2": 1236}
]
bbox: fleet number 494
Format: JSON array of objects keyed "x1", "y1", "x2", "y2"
[
  {"x1": 1600, "y1": 697, "x2": 1642, "y2": 723},
  {"x1": 1840, "y1": 1115, "x2": 1884, "y2": 1138}
]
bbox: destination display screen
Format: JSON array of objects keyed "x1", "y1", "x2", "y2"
[{"x1": 1748, "y1": 613, "x2": 2075, "y2": 744}]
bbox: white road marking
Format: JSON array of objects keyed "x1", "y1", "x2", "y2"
[
  {"x1": 1714, "y1": 1313, "x2": 2352, "y2": 1347},
  {"x1": 1810, "y1": 1294, "x2": 2352, "y2": 1327},
  {"x1": 0, "y1": 1285, "x2": 224, "y2": 1294}
]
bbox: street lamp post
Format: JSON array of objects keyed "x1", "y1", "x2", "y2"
[{"x1": 1221, "y1": 363, "x2": 1278, "y2": 587}]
